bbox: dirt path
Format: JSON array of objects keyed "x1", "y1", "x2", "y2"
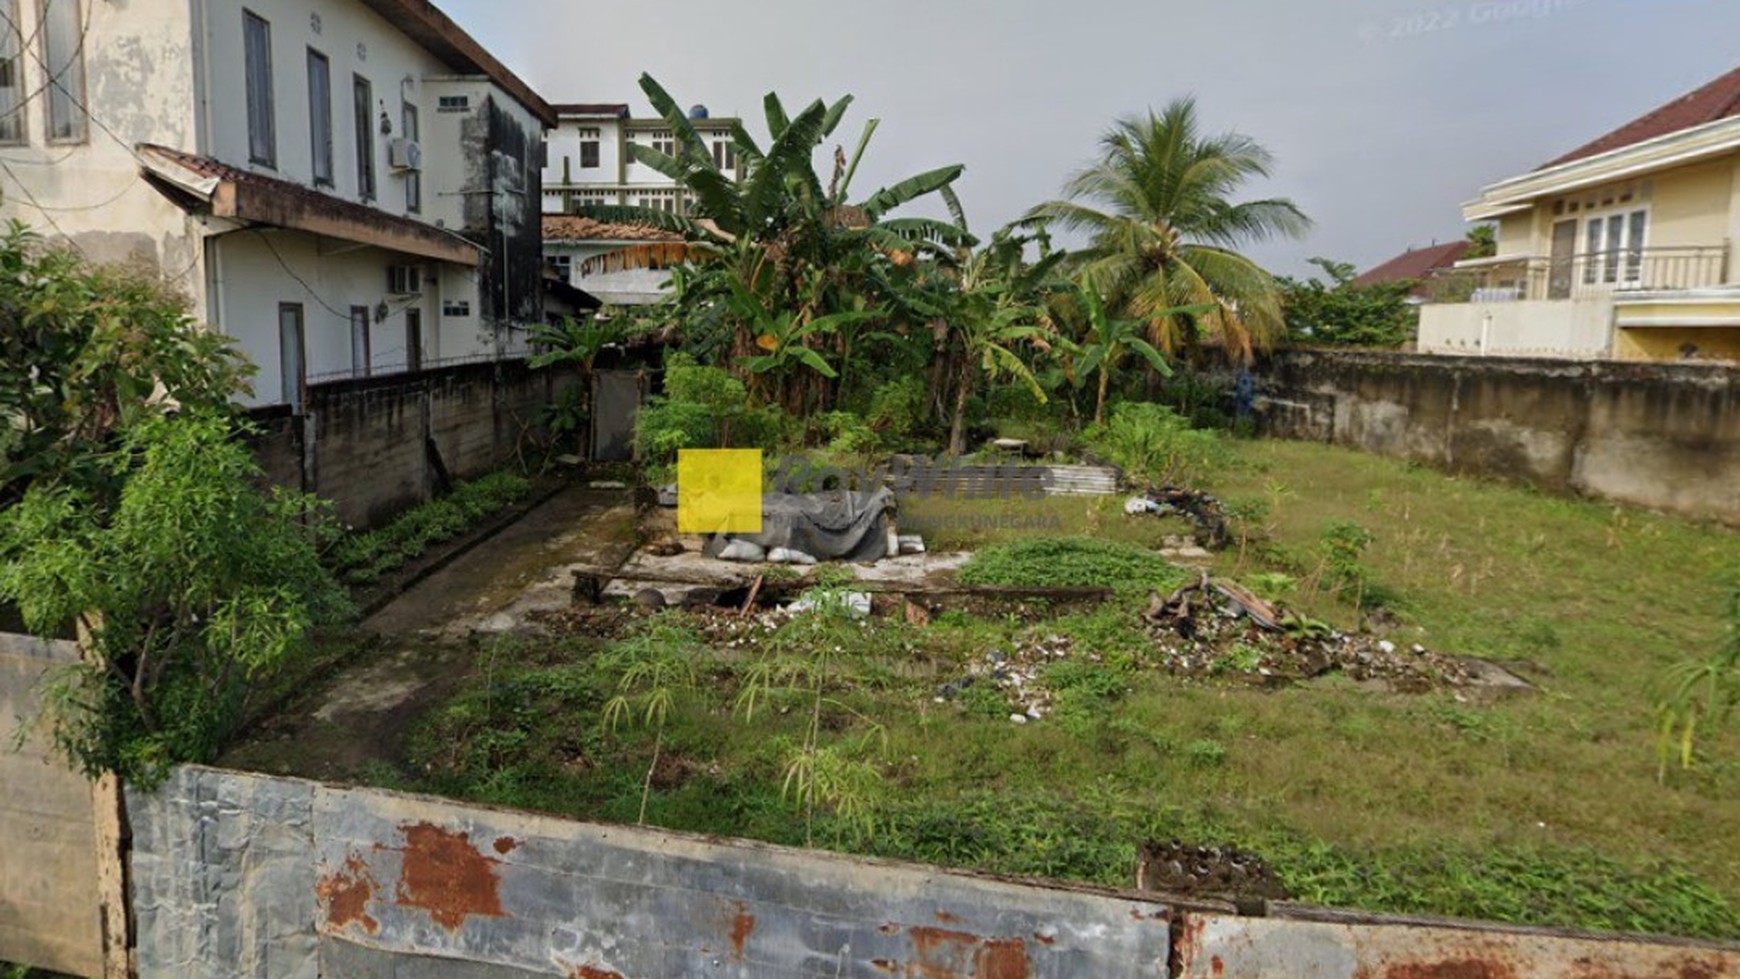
[{"x1": 221, "y1": 485, "x2": 638, "y2": 782}]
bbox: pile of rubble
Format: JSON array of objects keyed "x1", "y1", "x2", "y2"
[
  {"x1": 1125, "y1": 486, "x2": 1233, "y2": 549},
  {"x1": 935, "y1": 636, "x2": 1083, "y2": 723},
  {"x1": 1143, "y1": 576, "x2": 1478, "y2": 692}
]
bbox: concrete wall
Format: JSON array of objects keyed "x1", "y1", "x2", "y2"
[
  {"x1": 122, "y1": 766, "x2": 1740, "y2": 979},
  {"x1": 0, "y1": 635, "x2": 105, "y2": 977},
  {"x1": 1418, "y1": 298, "x2": 1614, "y2": 359},
  {"x1": 1261, "y1": 349, "x2": 1740, "y2": 524},
  {"x1": 126, "y1": 766, "x2": 1176, "y2": 979},
  {"x1": 248, "y1": 358, "x2": 575, "y2": 528},
  {"x1": 1175, "y1": 910, "x2": 1739, "y2": 978}
]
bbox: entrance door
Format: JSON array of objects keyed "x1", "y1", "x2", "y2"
[
  {"x1": 278, "y1": 303, "x2": 306, "y2": 412},
  {"x1": 405, "y1": 308, "x2": 423, "y2": 372},
  {"x1": 1547, "y1": 219, "x2": 1577, "y2": 299}
]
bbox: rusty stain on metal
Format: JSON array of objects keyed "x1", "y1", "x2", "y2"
[
  {"x1": 316, "y1": 854, "x2": 380, "y2": 936},
  {"x1": 567, "y1": 966, "x2": 624, "y2": 979},
  {"x1": 906, "y1": 925, "x2": 1031, "y2": 979},
  {"x1": 1563, "y1": 955, "x2": 1732, "y2": 979},
  {"x1": 393, "y1": 822, "x2": 506, "y2": 931},
  {"x1": 1380, "y1": 958, "x2": 1519, "y2": 979},
  {"x1": 872, "y1": 959, "x2": 898, "y2": 972},
  {"x1": 974, "y1": 937, "x2": 1029, "y2": 979},
  {"x1": 727, "y1": 900, "x2": 755, "y2": 961},
  {"x1": 936, "y1": 911, "x2": 963, "y2": 924},
  {"x1": 1210, "y1": 954, "x2": 1225, "y2": 978},
  {"x1": 492, "y1": 835, "x2": 519, "y2": 855}
]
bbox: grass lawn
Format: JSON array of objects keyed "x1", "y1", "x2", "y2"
[{"x1": 381, "y1": 438, "x2": 1740, "y2": 940}]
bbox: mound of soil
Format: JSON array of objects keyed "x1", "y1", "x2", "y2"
[{"x1": 1135, "y1": 840, "x2": 1290, "y2": 902}]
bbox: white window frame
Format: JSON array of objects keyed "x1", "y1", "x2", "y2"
[
  {"x1": 243, "y1": 10, "x2": 275, "y2": 167},
  {"x1": 0, "y1": 0, "x2": 25, "y2": 145},
  {"x1": 39, "y1": 0, "x2": 87, "y2": 144},
  {"x1": 1581, "y1": 206, "x2": 1649, "y2": 288}
]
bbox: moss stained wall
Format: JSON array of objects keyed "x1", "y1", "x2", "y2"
[{"x1": 1262, "y1": 350, "x2": 1740, "y2": 524}]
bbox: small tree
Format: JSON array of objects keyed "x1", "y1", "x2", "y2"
[
  {"x1": 0, "y1": 222, "x2": 346, "y2": 785},
  {"x1": 0, "y1": 412, "x2": 350, "y2": 783}
]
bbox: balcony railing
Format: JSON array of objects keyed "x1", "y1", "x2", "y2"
[{"x1": 1421, "y1": 245, "x2": 1730, "y2": 304}]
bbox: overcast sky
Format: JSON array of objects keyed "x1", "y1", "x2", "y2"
[{"x1": 445, "y1": 0, "x2": 1740, "y2": 276}]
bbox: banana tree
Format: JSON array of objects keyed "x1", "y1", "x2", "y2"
[
  {"x1": 1071, "y1": 286, "x2": 1212, "y2": 425},
  {"x1": 576, "y1": 74, "x2": 971, "y2": 399}
]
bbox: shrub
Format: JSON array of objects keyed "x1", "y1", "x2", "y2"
[
  {"x1": 0, "y1": 412, "x2": 350, "y2": 785},
  {"x1": 1085, "y1": 402, "x2": 1230, "y2": 487},
  {"x1": 328, "y1": 470, "x2": 532, "y2": 586},
  {"x1": 959, "y1": 537, "x2": 1189, "y2": 592}
]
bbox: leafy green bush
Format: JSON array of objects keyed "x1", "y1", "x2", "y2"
[
  {"x1": 0, "y1": 412, "x2": 350, "y2": 785},
  {"x1": 958, "y1": 537, "x2": 1190, "y2": 592},
  {"x1": 1085, "y1": 402, "x2": 1231, "y2": 487},
  {"x1": 635, "y1": 352, "x2": 792, "y2": 480}
]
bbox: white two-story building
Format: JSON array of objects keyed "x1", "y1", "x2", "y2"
[
  {"x1": 539, "y1": 102, "x2": 741, "y2": 307},
  {"x1": 0, "y1": 0, "x2": 555, "y2": 407}
]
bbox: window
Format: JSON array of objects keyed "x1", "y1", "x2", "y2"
[
  {"x1": 580, "y1": 139, "x2": 599, "y2": 168},
  {"x1": 550, "y1": 254, "x2": 572, "y2": 281},
  {"x1": 349, "y1": 305, "x2": 371, "y2": 376},
  {"x1": 0, "y1": 1, "x2": 23, "y2": 144},
  {"x1": 401, "y1": 101, "x2": 420, "y2": 213},
  {"x1": 405, "y1": 308, "x2": 422, "y2": 372},
  {"x1": 712, "y1": 140, "x2": 735, "y2": 171},
  {"x1": 442, "y1": 299, "x2": 471, "y2": 317},
  {"x1": 436, "y1": 94, "x2": 468, "y2": 112},
  {"x1": 242, "y1": 11, "x2": 274, "y2": 165},
  {"x1": 352, "y1": 74, "x2": 374, "y2": 199},
  {"x1": 279, "y1": 304, "x2": 305, "y2": 412},
  {"x1": 41, "y1": 0, "x2": 86, "y2": 142},
  {"x1": 307, "y1": 49, "x2": 332, "y2": 185},
  {"x1": 1582, "y1": 209, "x2": 1648, "y2": 286}
]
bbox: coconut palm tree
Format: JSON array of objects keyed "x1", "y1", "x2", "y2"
[{"x1": 1025, "y1": 99, "x2": 1310, "y2": 364}]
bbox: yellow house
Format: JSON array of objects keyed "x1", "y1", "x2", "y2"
[{"x1": 1419, "y1": 66, "x2": 1740, "y2": 362}]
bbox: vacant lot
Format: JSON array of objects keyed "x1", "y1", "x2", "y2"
[{"x1": 352, "y1": 440, "x2": 1739, "y2": 940}]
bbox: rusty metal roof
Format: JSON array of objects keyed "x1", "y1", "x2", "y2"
[
  {"x1": 542, "y1": 215, "x2": 682, "y2": 243},
  {"x1": 138, "y1": 144, "x2": 481, "y2": 266}
]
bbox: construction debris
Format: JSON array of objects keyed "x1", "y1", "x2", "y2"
[
  {"x1": 1126, "y1": 486, "x2": 1233, "y2": 549},
  {"x1": 1143, "y1": 576, "x2": 1504, "y2": 692}
]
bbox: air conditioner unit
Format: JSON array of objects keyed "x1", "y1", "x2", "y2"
[
  {"x1": 389, "y1": 138, "x2": 423, "y2": 171},
  {"x1": 387, "y1": 265, "x2": 423, "y2": 295}
]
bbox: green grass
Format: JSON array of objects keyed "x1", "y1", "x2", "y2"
[
  {"x1": 328, "y1": 470, "x2": 533, "y2": 586},
  {"x1": 958, "y1": 536, "x2": 1193, "y2": 592},
  {"x1": 384, "y1": 438, "x2": 1740, "y2": 941}
]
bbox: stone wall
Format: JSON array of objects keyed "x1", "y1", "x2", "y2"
[
  {"x1": 248, "y1": 360, "x2": 578, "y2": 530},
  {"x1": 1261, "y1": 350, "x2": 1740, "y2": 524}
]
